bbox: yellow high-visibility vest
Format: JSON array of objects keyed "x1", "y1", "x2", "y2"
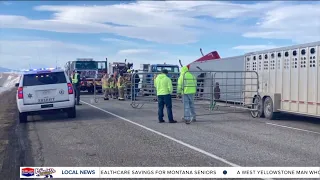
[
  {"x1": 72, "y1": 73, "x2": 79, "y2": 84},
  {"x1": 102, "y1": 78, "x2": 109, "y2": 89},
  {"x1": 108, "y1": 78, "x2": 115, "y2": 88}
]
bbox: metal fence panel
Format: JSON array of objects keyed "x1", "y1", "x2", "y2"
[
  {"x1": 129, "y1": 72, "x2": 180, "y2": 108},
  {"x1": 91, "y1": 71, "x2": 260, "y2": 120},
  {"x1": 181, "y1": 71, "x2": 260, "y2": 120}
]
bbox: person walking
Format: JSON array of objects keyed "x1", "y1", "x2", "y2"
[
  {"x1": 177, "y1": 66, "x2": 197, "y2": 124},
  {"x1": 154, "y1": 69, "x2": 177, "y2": 123},
  {"x1": 72, "y1": 70, "x2": 82, "y2": 105}
]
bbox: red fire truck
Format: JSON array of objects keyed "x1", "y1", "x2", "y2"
[{"x1": 65, "y1": 58, "x2": 108, "y2": 93}]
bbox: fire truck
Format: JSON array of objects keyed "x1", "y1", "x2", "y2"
[
  {"x1": 65, "y1": 58, "x2": 108, "y2": 93},
  {"x1": 108, "y1": 59, "x2": 133, "y2": 75}
]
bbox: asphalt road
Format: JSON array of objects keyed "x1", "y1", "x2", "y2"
[{"x1": 1, "y1": 93, "x2": 320, "y2": 179}]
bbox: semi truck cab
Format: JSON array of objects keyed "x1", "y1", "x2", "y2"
[{"x1": 141, "y1": 63, "x2": 180, "y2": 96}]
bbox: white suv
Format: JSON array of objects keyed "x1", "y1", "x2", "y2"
[{"x1": 15, "y1": 68, "x2": 76, "y2": 123}]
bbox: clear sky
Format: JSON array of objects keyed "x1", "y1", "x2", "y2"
[{"x1": 0, "y1": 1, "x2": 319, "y2": 70}]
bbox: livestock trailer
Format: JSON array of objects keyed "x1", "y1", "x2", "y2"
[{"x1": 188, "y1": 41, "x2": 320, "y2": 120}]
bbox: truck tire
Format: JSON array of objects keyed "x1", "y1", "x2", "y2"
[
  {"x1": 251, "y1": 95, "x2": 264, "y2": 118},
  {"x1": 67, "y1": 106, "x2": 76, "y2": 118},
  {"x1": 19, "y1": 112, "x2": 28, "y2": 123},
  {"x1": 264, "y1": 97, "x2": 277, "y2": 120}
]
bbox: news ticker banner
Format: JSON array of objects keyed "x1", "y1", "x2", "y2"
[{"x1": 21, "y1": 167, "x2": 320, "y2": 179}]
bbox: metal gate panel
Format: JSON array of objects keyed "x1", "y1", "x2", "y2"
[
  {"x1": 181, "y1": 71, "x2": 259, "y2": 119},
  {"x1": 129, "y1": 72, "x2": 180, "y2": 108}
]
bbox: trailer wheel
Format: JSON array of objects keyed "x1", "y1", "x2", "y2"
[
  {"x1": 264, "y1": 97, "x2": 277, "y2": 120},
  {"x1": 251, "y1": 95, "x2": 263, "y2": 118}
]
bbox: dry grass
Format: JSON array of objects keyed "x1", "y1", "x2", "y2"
[{"x1": 0, "y1": 89, "x2": 18, "y2": 171}]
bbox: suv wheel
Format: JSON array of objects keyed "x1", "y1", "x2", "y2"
[
  {"x1": 19, "y1": 112, "x2": 28, "y2": 123},
  {"x1": 67, "y1": 106, "x2": 76, "y2": 118}
]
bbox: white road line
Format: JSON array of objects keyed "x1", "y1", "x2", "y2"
[
  {"x1": 266, "y1": 122, "x2": 320, "y2": 135},
  {"x1": 81, "y1": 101, "x2": 273, "y2": 180}
]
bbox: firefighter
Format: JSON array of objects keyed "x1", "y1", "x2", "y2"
[
  {"x1": 108, "y1": 74, "x2": 115, "y2": 99},
  {"x1": 102, "y1": 73, "x2": 110, "y2": 100},
  {"x1": 117, "y1": 72, "x2": 125, "y2": 101},
  {"x1": 72, "y1": 70, "x2": 82, "y2": 105},
  {"x1": 113, "y1": 72, "x2": 119, "y2": 99},
  {"x1": 125, "y1": 72, "x2": 132, "y2": 99}
]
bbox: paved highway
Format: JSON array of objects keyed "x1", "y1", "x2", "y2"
[{"x1": 1, "y1": 93, "x2": 320, "y2": 179}]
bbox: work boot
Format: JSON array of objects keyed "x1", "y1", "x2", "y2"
[
  {"x1": 104, "y1": 97, "x2": 109, "y2": 100},
  {"x1": 169, "y1": 120, "x2": 177, "y2": 123},
  {"x1": 76, "y1": 103, "x2": 82, "y2": 106},
  {"x1": 181, "y1": 117, "x2": 188, "y2": 122}
]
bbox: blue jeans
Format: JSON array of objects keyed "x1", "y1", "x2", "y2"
[
  {"x1": 183, "y1": 94, "x2": 196, "y2": 120},
  {"x1": 158, "y1": 94, "x2": 174, "y2": 121}
]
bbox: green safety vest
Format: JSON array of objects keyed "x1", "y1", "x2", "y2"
[{"x1": 72, "y1": 73, "x2": 79, "y2": 84}]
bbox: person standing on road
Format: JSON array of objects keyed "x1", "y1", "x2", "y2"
[
  {"x1": 102, "y1": 73, "x2": 110, "y2": 100},
  {"x1": 117, "y1": 72, "x2": 125, "y2": 101},
  {"x1": 113, "y1": 72, "x2": 119, "y2": 99},
  {"x1": 108, "y1": 74, "x2": 115, "y2": 99},
  {"x1": 177, "y1": 66, "x2": 197, "y2": 124},
  {"x1": 72, "y1": 70, "x2": 82, "y2": 105},
  {"x1": 154, "y1": 69, "x2": 177, "y2": 123}
]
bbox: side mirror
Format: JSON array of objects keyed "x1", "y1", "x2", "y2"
[{"x1": 15, "y1": 83, "x2": 19, "y2": 87}]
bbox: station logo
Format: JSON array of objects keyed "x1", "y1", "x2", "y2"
[
  {"x1": 21, "y1": 167, "x2": 35, "y2": 177},
  {"x1": 35, "y1": 168, "x2": 56, "y2": 178}
]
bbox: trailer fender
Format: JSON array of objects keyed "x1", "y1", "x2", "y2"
[{"x1": 259, "y1": 93, "x2": 281, "y2": 113}]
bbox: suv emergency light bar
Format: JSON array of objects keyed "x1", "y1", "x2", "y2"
[{"x1": 22, "y1": 67, "x2": 61, "y2": 72}]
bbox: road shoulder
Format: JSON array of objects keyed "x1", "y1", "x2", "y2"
[{"x1": 0, "y1": 90, "x2": 34, "y2": 179}]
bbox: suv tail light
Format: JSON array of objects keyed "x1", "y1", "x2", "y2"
[
  {"x1": 18, "y1": 87, "x2": 23, "y2": 99},
  {"x1": 67, "y1": 83, "x2": 74, "y2": 94}
]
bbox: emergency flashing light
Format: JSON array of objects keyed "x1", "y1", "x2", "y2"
[{"x1": 23, "y1": 67, "x2": 60, "y2": 72}]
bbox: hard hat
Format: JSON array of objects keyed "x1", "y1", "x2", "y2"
[{"x1": 127, "y1": 69, "x2": 132, "y2": 73}]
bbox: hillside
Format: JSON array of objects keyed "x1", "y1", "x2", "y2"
[{"x1": 0, "y1": 67, "x2": 14, "y2": 72}]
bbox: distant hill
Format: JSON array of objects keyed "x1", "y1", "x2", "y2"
[{"x1": 0, "y1": 67, "x2": 15, "y2": 72}]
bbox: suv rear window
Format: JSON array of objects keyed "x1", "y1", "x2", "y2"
[{"x1": 23, "y1": 72, "x2": 67, "y2": 86}]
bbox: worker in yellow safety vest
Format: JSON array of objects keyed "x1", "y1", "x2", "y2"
[
  {"x1": 114, "y1": 72, "x2": 119, "y2": 99},
  {"x1": 117, "y1": 72, "x2": 126, "y2": 100},
  {"x1": 101, "y1": 73, "x2": 110, "y2": 100},
  {"x1": 108, "y1": 75, "x2": 116, "y2": 99},
  {"x1": 71, "y1": 70, "x2": 81, "y2": 105}
]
